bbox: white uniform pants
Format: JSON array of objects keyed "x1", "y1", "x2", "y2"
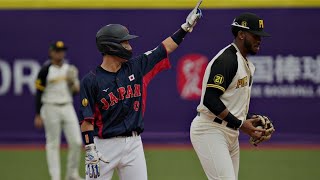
[
  {"x1": 41, "y1": 103, "x2": 83, "y2": 180},
  {"x1": 88, "y1": 135, "x2": 147, "y2": 180},
  {"x1": 190, "y1": 115, "x2": 240, "y2": 180}
]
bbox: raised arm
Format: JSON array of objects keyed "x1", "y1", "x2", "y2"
[{"x1": 162, "y1": 0, "x2": 203, "y2": 54}]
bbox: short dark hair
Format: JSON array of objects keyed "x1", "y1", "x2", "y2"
[{"x1": 231, "y1": 26, "x2": 244, "y2": 38}]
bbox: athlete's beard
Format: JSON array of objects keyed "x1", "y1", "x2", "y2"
[{"x1": 244, "y1": 38, "x2": 257, "y2": 55}]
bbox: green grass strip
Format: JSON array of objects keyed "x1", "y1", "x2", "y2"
[{"x1": 1, "y1": 148, "x2": 319, "y2": 180}]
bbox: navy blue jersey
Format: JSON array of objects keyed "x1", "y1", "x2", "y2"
[{"x1": 80, "y1": 44, "x2": 170, "y2": 138}]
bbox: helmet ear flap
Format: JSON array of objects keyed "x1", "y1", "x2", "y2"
[
  {"x1": 101, "y1": 42, "x2": 122, "y2": 53},
  {"x1": 98, "y1": 41, "x2": 133, "y2": 60}
]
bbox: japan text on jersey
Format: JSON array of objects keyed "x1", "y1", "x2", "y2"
[{"x1": 80, "y1": 44, "x2": 170, "y2": 138}]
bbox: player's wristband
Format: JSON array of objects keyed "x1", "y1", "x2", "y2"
[
  {"x1": 171, "y1": 28, "x2": 188, "y2": 45},
  {"x1": 224, "y1": 112, "x2": 242, "y2": 129},
  {"x1": 82, "y1": 130, "x2": 94, "y2": 145},
  {"x1": 246, "y1": 113, "x2": 254, "y2": 119}
]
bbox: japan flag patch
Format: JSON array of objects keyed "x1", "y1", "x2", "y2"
[{"x1": 129, "y1": 74, "x2": 135, "y2": 81}]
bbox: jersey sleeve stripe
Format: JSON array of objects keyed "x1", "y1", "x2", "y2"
[
  {"x1": 35, "y1": 83, "x2": 45, "y2": 91},
  {"x1": 142, "y1": 58, "x2": 170, "y2": 116},
  {"x1": 94, "y1": 104, "x2": 103, "y2": 138},
  {"x1": 207, "y1": 84, "x2": 226, "y2": 92},
  {"x1": 142, "y1": 44, "x2": 170, "y2": 87}
]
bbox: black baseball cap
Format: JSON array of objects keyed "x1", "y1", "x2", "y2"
[
  {"x1": 231, "y1": 12, "x2": 271, "y2": 37},
  {"x1": 49, "y1": 41, "x2": 68, "y2": 51}
]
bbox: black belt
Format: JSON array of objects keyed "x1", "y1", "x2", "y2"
[
  {"x1": 197, "y1": 112, "x2": 238, "y2": 130},
  {"x1": 116, "y1": 131, "x2": 140, "y2": 137},
  {"x1": 51, "y1": 102, "x2": 69, "y2": 106}
]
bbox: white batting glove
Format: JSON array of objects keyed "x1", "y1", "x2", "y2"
[
  {"x1": 85, "y1": 144, "x2": 109, "y2": 178},
  {"x1": 181, "y1": 0, "x2": 203, "y2": 32}
]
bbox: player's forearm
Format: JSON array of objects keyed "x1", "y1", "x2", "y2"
[
  {"x1": 162, "y1": 37, "x2": 178, "y2": 54},
  {"x1": 70, "y1": 82, "x2": 80, "y2": 94},
  {"x1": 35, "y1": 90, "x2": 43, "y2": 114},
  {"x1": 81, "y1": 121, "x2": 94, "y2": 146},
  {"x1": 81, "y1": 120, "x2": 94, "y2": 132},
  {"x1": 203, "y1": 88, "x2": 225, "y2": 115},
  {"x1": 162, "y1": 28, "x2": 187, "y2": 54},
  {"x1": 203, "y1": 90, "x2": 242, "y2": 128},
  {"x1": 217, "y1": 108, "x2": 243, "y2": 128},
  {"x1": 203, "y1": 95, "x2": 229, "y2": 120}
]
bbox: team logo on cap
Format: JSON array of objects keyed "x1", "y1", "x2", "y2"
[
  {"x1": 259, "y1": 20, "x2": 264, "y2": 28},
  {"x1": 56, "y1": 41, "x2": 64, "y2": 48},
  {"x1": 213, "y1": 74, "x2": 224, "y2": 85},
  {"x1": 82, "y1": 98, "x2": 89, "y2": 107},
  {"x1": 241, "y1": 21, "x2": 247, "y2": 28}
]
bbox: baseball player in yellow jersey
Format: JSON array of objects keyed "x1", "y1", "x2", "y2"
[
  {"x1": 190, "y1": 13, "x2": 272, "y2": 180},
  {"x1": 34, "y1": 41, "x2": 84, "y2": 180}
]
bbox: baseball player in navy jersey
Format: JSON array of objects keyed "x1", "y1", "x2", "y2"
[
  {"x1": 79, "y1": 2, "x2": 202, "y2": 180},
  {"x1": 34, "y1": 41, "x2": 84, "y2": 180},
  {"x1": 190, "y1": 13, "x2": 273, "y2": 180}
]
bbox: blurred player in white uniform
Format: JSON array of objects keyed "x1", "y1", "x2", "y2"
[{"x1": 34, "y1": 41, "x2": 84, "y2": 180}]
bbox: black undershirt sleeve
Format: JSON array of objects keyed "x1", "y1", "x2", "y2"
[
  {"x1": 203, "y1": 88, "x2": 225, "y2": 115},
  {"x1": 35, "y1": 64, "x2": 50, "y2": 114},
  {"x1": 203, "y1": 46, "x2": 238, "y2": 116}
]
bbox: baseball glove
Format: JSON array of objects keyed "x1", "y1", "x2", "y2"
[
  {"x1": 66, "y1": 65, "x2": 79, "y2": 85},
  {"x1": 249, "y1": 115, "x2": 275, "y2": 146}
]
